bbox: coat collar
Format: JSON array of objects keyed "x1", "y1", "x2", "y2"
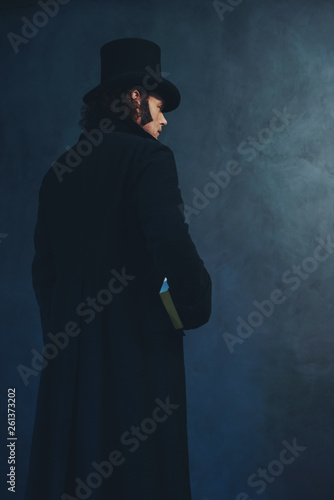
[{"x1": 84, "y1": 107, "x2": 158, "y2": 142}]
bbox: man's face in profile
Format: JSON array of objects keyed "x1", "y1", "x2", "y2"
[{"x1": 132, "y1": 90, "x2": 168, "y2": 140}]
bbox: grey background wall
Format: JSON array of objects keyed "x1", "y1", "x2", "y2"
[{"x1": 1, "y1": 0, "x2": 334, "y2": 498}]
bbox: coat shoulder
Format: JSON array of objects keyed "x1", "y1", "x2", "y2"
[{"x1": 40, "y1": 129, "x2": 175, "y2": 192}]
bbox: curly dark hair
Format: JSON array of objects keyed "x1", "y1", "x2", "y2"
[{"x1": 78, "y1": 86, "x2": 150, "y2": 129}]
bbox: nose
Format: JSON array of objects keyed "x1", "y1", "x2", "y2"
[{"x1": 161, "y1": 113, "x2": 167, "y2": 126}]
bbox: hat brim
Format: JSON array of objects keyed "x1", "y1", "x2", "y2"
[{"x1": 82, "y1": 73, "x2": 181, "y2": 112}]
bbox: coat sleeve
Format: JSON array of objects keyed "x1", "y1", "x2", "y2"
[
  {"x1": 31, "y1": 182, "x2": 57, "y2": 338},
  {"x1": 132, "y1": 144, "x2": 212, "y2": 330}
]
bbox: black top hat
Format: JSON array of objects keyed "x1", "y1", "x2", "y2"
[{"x1": 83, "y1": 38, "x2": 181, "y2": 112}]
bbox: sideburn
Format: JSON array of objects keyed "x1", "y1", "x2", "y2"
[{"x1": 139, "y1": 96, "x2": 153, "y2": 126}]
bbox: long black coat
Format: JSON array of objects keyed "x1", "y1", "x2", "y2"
[{"x1": 26, "y1": 108, "x2": 212, "y2": 500}]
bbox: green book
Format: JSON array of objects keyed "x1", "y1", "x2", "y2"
[{"x1": 159, "y1": 278, "x2": 184, "y2": 330}]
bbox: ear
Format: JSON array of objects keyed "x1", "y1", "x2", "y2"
[{"x1": 131, "y1": 89, "x2": 141, "y2": 102}]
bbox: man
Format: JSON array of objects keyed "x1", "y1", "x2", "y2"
[{"x1": 26, "y1": 38, "x2": 212, "y2": 500}]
